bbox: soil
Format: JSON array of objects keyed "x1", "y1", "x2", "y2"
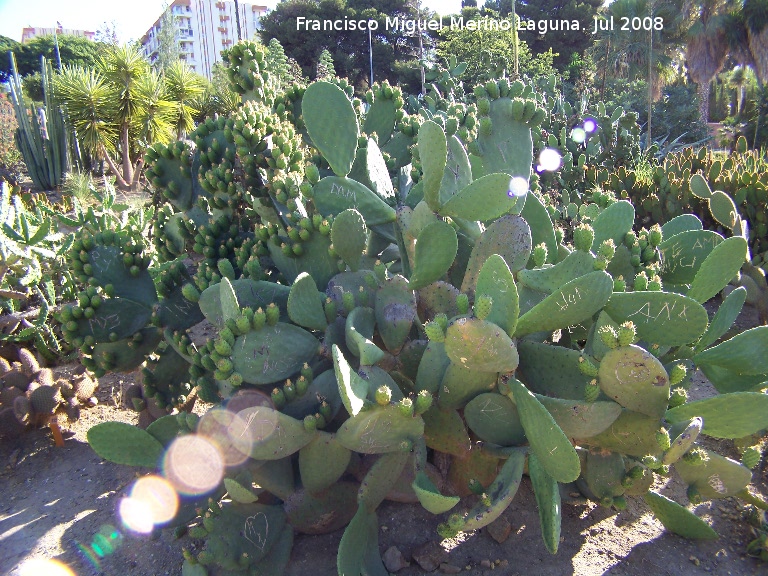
[{"x1": 1, "y1": 302, "x2": 766, "y2": 576}]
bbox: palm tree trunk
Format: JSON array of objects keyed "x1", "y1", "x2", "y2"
[
  {"x1": 698, "y1": 81, "x2": 710, "y2": 124},
  {"x1": 100, "y1": 144, "x2": 130, "y2": 190},
  {"x1": 120, "y1": 123, "x2": 134, "y2": 191}
]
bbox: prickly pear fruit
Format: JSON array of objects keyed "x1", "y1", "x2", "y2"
[
  {"x1": 668, "y1": 387, "x2": 688, "y2": 408},
  {"x1": 598, "y1": 326, "x2": 619, "y2": 349},
  {"x1": 573, "y1": 224, "x2": 594, "y2": 252},
  {"x1": 578, "y1": 356, "x2": 599, "y2": 377},
  {"x1": 584, "y1": 379, "x2": 600, "y2": 402},
  {"x1": 456, "y1": 293, "x2": 469, "y2": 315},
  {"x1": 682, "y1": 447, "x2": 709, "y2": 466},
  {"x1": 741, "y1": 447, "x2": 760, "y2": 469},
  {"x1": 415, "y1": 390, "x2": 433, "y2": 415},
  {"x1": 669, "y1": 364, "x2": 687, "y2": 386},
  {"x1": 656, "y1": 428, "x2": 671, "y2": 451},
  {"x1": 474, "y1": 294, "x2": 493, "y2": 320},
  {"x1": 424, "y1": 321, "x2": 445, "y2": 343},
  {"x1": 375, "y1": 385, "x2": 392, "y2": 406},
  {"x1": 616, "y1": 322, "x2": 636, "y2": 347}
]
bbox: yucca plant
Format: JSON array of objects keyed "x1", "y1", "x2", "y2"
[{"x1": 54, "y1": 45, "x2": 178, "y2": 192}]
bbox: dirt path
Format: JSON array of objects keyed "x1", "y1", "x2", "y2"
[{"x1": 1, "y1": 308, "x2": 766, "y2": 576}]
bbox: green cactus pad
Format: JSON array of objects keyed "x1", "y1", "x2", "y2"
[
  {"x1": 508, "y1": 378, "x2": 580, "y2": 483},
  {"x1": 694, "y1": 287, "x2": 746, "y2": 353},
  {"x1": 520, "y1": 192, "x2": 557, "y2": 265},
  {"x1": 686, "y1": 236, "x2": 748, "y2": 303},
  {"x1": 375, "y1": 274, "x2": 416, "y2": 353},
  {"x1": 662, "y1": 417, "x2": 702, "y2": 465},
  {"x1": 463, "y1": 392, "x2": 526, "y2": 446},
  {"x1": 535, "y1": 395, "x2": 622, "y2": 439},
  {"x1": 344, "y1": 307, "x2": 385, "y2": 366},
  {"x1": 417, "y1": 282, "x2": 461, "y2": 320},
  {"x1": 154, "y1": 285, "x2": 204, "y2": 331},
  {"x1": 665, "y1": 392, "x2": 768, "y2": 439},
  {"x1": 689, "y1": 174, "x2": 713, "y2": 199},
  {"x1": 440, "y1": 134, "x2": 473, "y2": 205},
  {"x1": 591, "y1": 200, "x2": 635, "y2": 252},
  {"x1": 582, "y1": 410, "x2": 664, "y2": 456},
  {"x1": 644, "y1": 492, "x2": 718, "y2": 539},
  {"x1": 298, "y1": 432, "x2": 352, "y2": 494},
  {"x1": 331, "y1": 209, "x2": 367, "y2": 271},
  {"x1": 440, "y1": 173, "x2": 523, "y2": 221},
  {"x1": 709, "y1": 190, "x2": 739, "y2": 229},
  {"x1": 460, "y1": 448, "x2": 526, "y2": 531},
  {"x1": 661, "y1": 214, "x2": 703, "y2": 238},
  {"x1": 515, "y1": 271, "x2": 613, "y2": 337},
  {"x1": 287, "y1": 272, "x2": 328, "y2": 331},
  {"x1": 76, "y1": 299, "x2": 153, "y2": 342},
  {"x1": 363, "y1": 95, "x2": 397, "y2": 147},
  {"x1": 145, "y1": 414, "x2": 183, "y2": 447},
  {"x1": 336, "y1": 404, "x2": 424, "y2": 454},
  {"x1": 444, "y1": 316, "x2": 519, "y2": 373},
  {"x1": 475, "y1": 254, "x2": 519, "y2": 336},
  {"x1": 412, "y1": 470, "x2": 460, "y2": 514},
  {"x1": 585, "y1": 450, "x2": 626, "y2": 500},
  {"x1": 517, "y1": 340, "x2": 591, "y2": 400},
  {"x1": 85, "y1": 244, "x2": 157, "y2": 306},
  {"x1": 474, "y1": 96, "x2": 533, "y2": 180},
  {"x1": 422, "y1": 406, "x2": 471, "y2": 456},
  {"x1": 313, "y1": 177, "x2": 396, "y2": 227},
  {"x1": 604, "y1": 292, "x2": 708, "y2": 346},
  {"x1": 219, "y1": 277, "x2": 240, "y2": 324},
  {"x1": 223, "y1": 477, "x2": 258, "y2": 504},
  {"x1": 360, "y1": 366, "x2": 404, "y2": 404},
  {"x1": 415, "y1": 341, "x2": 451, "y2": 394},
  {"x1": 658, "y1": 230, "x2": 724, "y2": 285},
  {"x1": 303, "y1": 81, "x2": 358, "y2": 177},
  {"x1": 698, "y1": 363, "x2": 768, "y2": 394},
  {"x1": 231, "y1": 323, "x2": 318, "y2": 385},
  {"x1": 438, "y1": 363, "x2": 498, "y2": 410},
  {"x1": 332, "y1": 344, "x2": 370, "y2": 417},
  {"x1": 409, "y1": 221, "x2": 458, "y2": 290},
  {"x1": 517, "y1": 251, "x2": 596, "y2": 294},
  {"x1": 693, "y1": 326, "x2": 768, "y2": 376},
  {"x1": 461, "y1": 215, "x2": 532, "y2": 296},
  {"x1": 358, "y1": 451, "x2": 410, "y2": 512},
  {"x1": 598, "y1": 344, "x2": 670, "y2": 419},
  {"x1": 419, "y1": 120, "x2": 448, "y2": 211},
  {"x1": 282, "y1": 369, "x2": 343, "y2": 421},
  {"x1": 234, "y1": 405, "x2": 317, "y2": 460},
  {"x1": 90, "y1": 327, "x2": 163, "y2": 373},
  {"x1": 87, "y1": 421, "x2": 164, "y2": 467},
  {"x1": 249, "y1": 458, "x2": 295, "y2": 501},
  {"x1": 285, "y1": 482, "x2": 358, "y2": 535},
  {"x1": 250, "y1": 522, "x2": 293, "y2": 574},
  {"x1": 675, "y1": 450, "x2": 752, "y2": 499},
  {"x1": 337, "y1": 507, "x2": 385, "y2": 576},
  {"x1": 200, "y1": 502, "x2": 287, "y2": 568},
  {"x1": 529, "y1": 453, "x2": 561, "y2": 554},
  {"x1": 350, "y1": 138, "x2": 396, "y2": 201},
  {"x1": 199, "y1": 280, "x2": 290, "y2": 327},
  {"x1": 267, "y1": 228, "x2": 338, "y2": 289}
]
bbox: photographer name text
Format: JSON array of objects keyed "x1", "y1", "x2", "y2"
[{"x1": 296, "y1": 16, "x2": 587, "y2": 35}]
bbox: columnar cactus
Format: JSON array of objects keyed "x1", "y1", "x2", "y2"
[{"x1": 81, "y1": 42, "x2": 768, "y2": 575}]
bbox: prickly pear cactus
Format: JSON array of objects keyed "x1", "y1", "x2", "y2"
[{"x1": 80, "y1": 42, "x2": 768, "y2": 575}]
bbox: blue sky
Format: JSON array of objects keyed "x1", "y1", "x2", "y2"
[{"x1": 0, "y1": 0, "x2": 464, "y2": 43}]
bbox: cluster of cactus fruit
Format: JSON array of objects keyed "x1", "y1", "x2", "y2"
[
  {"x1": 77, "y1": 41, "x2": 768, "y2": 575},
  {"x1": 0, "y1": 346, "x2": 97, "y2": 439}
]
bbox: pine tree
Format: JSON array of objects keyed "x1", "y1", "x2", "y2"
[{"x1": 316, "y1": 49, "x2": 335, "y2": 80}]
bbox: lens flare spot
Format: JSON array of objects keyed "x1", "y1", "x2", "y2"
[
  {"x1": 118, "y1": 497, "x2": 155, "y2": 534},
  {"x1": 508, "y1": 177, "x2": 529, "y2": 197},
  {"x1": 164, "y1": 434, "x2": 224, "y2": 495},
  {"x1": 583, "y1": 117, "x2": 598, "y2": 133},
  {"x1": 131, "y1": 475, "x2": 179, "y2": 525},
  {"x1": 571, "y1": 127, "x2": 586, "y2": 143},
  {"x1": 538, "y1": 148, "x2": 562, "y2": 172},
  {"x1": 197, "y1": 408, "x2": 252, "y2": 466},
  {"x1": 19, "y1": 559, "x2": 75, "y2": 576}
]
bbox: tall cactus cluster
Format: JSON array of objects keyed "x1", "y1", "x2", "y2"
[{"x1": 76, "y1": 41, "x2": 768, "y2": 575}]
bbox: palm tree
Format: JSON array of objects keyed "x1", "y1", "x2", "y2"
[
  {"x1": 684, "y1": 0, "x2": 737, "y2": 123},
  {"x1": 55, "y1": 44, "x2": 176, "y2": 191},
  {"x1": 164, "y1": 61, "x2": 206, "y2": 138},
  {"x1": 743, "y1": 0, "x2": 768, "y2": 86}
]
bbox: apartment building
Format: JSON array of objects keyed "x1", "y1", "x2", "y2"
[
  {"x1": 140, "y1": 0, "x2": 268, "y2": 79},
  {"x1": 21, "y1": 25, "x2": 95, "y2": 43}
]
